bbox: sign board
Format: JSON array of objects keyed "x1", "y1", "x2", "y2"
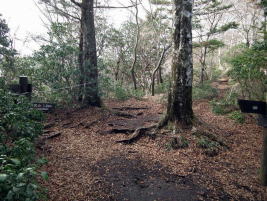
[
  {"x1": 258, "y1": 115, "x2": 267, "y2": 128},
  {"x1": 238, "y1": 99, "x2": 266, "y2": 115},
  {"x1": 32, "y1": 103, "x2": 55, "y2": 112}
]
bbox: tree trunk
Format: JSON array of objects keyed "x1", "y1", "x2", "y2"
[
  {"x1": 81, "y1": 0, "x2": 101, "y2": 106},
  {"x1": 78, "y1": 20, "x2": 84, "y2": 102},
  {"x1": 160, "y1": 0, "x2": 194, "y2": 128},
  {"x1": 264, "y1": 14, "x2": 267, "y2": 42},
  {"x1": 151, "y1": 45, "x2": 171, "y2": 96},
  {"x1": 200, "y1": 46, "x2": 208, "y2": 84},
  {"x1": 130, "y1": 0, "x2": 140, "y2": 90},
  {"x1": 158, "y1": 66, "x2": 163, "y2": 84}
]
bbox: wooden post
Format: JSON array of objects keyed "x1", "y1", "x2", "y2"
[
  {"x1": 19, "y1": 76, "x2": 28, "y2": 93},
  {"x1": 238, "y1": 99, "x2": 267, "y2": 186},
  {"x1": 263, "y1": 91, "x2": 267, "y2": 186},
  {"x1": 19, "y1": 76, "x2": 32, "y2": 100},
  {"x1": 263, "y1": 125, "x2": 267, "y2": 186}
]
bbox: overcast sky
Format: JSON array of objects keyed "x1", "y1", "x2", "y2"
[
  {"x1": 0, "y1": 0, "x2": 47, "y2": 55},
  {"x1": 0, "y1": 0, "x2": 149, "y2": 56}
]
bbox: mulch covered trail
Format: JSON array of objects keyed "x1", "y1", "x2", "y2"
[{"x1": 38, "y1": 97, "x2": 266, "y2": 201}]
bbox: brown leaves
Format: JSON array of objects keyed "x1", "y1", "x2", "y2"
[{"x1": 38, "y1": 97, "x2": 265, "y2": 201}]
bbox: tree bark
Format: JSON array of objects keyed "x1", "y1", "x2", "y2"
[
  {"x1": 160, "y1": 0, "x2": 194, "y2": 128},
  {"x1": 78, "y1": 17, "x2": 84, "y2": 102},
  {"x1": 80, "y1": 0, "x2": 101, "y2": 106},
  {"x1": 158, "y1": 66, "x2": 163, "y2": 84},
  {"x1": 130, "y1": 0, "x2": 140, "y2": 90},
  {"x1": 151, "y1": 45, "x2": 171, "y2": 96}
]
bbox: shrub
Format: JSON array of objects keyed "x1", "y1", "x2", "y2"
[
  {"x1": 197, "y1": 137, "x2": 220, "y2": 157},
  {"x1": 229, "y1": 111, "x2": 245, "y2": 123},
  {"x1": 193, "y1": 82, "x2": 218, "y2": 100},
  {"x1": 154, "y1": 81, "x2": 170, "y2": 94},
  {"x1": 114, "y1": 84, "x2": 129, "y2": 101},
  {"x1": 197, "y1": 137, "x2": 219, "y2": 149},
  {"x1": 226, "y1": 41, "x2": 267, "y2": 101},
  {"x1": 210, "y1": 91, "x2": 239, "y2": 115},
  {"x1": 0, "y1": 90, "x2": 43, "y2": 141},
  {"x1": 165, "y1": 136, "x2": 189, "y2": 150},
  {"x1": 210, "y1": 101, "x2": 228, "y2": 115},
  {"x1": 0, "y1": 87, "x2": 46, "y2": 201},
  {"x1": 130, "y1": 89, "x2": 145, "y2": 100},
  {"x1": 0, "y1": 156, "x2": 40, "y2": 201}
]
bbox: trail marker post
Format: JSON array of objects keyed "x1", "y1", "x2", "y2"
[
  {"x1": 8, "y1": 76, "x2": 55, "y2": 112},
  {"x1": 238, "y1": 99, "x2": 267, "y2": 186},
  {"x1": 9, "y1": 76, "x2": 32, "y2": 100}
]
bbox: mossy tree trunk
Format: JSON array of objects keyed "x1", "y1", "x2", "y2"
[
  {"x1": 71, "y1": 0, "x2": 101, "y2": 106},
  {"x1": 160, "y1": 0, "x2": 194, "y2": 128},
  {"x1": 81, "y1": 0, "x2": 101, "y2": 106}
]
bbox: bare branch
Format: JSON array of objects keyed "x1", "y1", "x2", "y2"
[
  {"x1": 94, "y1": 4, "x2": 140, "y2": 9},
  {"x1": 52, "y1": 5, "x2": 80, "y2": 21},
  {"x1": 70, "y1": 0, "x2": 82, "y2": 7}
]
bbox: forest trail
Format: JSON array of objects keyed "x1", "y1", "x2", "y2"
[
  {"x1": 39, "y1": 99, "x2": 206, "y2": 201},
  {"x1": 39, "y1": 84, "x2": 266, "y2": 201}
]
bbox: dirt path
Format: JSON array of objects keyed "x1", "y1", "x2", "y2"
[{"x1": 39, "y1": 96, "x2": 266, "y2": 201}]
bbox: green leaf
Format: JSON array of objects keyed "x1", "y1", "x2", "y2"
[
  {"x1": 41, "y1": 171, "x2": 49, "y2": 180},
  {"x1": 36, "y1": 158, "x2": 48, "y2": 165},
  {"x1": 10, "y1": 158, "x2": 21, "y2": 166},
  {"x1": 17, "y1": 183, "x2": 26, "y2": 187},
  {"x1": 12, "y1": 186, "x2": 20, "y2": 193},
  {"x1": 0, "y1": 173, "x2": 8, "y2": 182},
  {"x1": 16, "y1": 172, "x2": 24, "y2": 180}
]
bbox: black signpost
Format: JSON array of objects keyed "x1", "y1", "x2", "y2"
[
  {"x1": 238, "y1": 99, "x2": 267, "y2": 186},
  {"x1": 9, "y1": 76, "x2": 32, "y2": 100},
  {"x1": 8, "y1": 76, "x2": 55, "y2": 112}
]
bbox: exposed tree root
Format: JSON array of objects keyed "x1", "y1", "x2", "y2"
[
  {"x1": 112, "y1": 111, "x2": 136, "y2": 119},
  {"x1": 81, "y1": 120, "x2": 99, "y2": 129},
  {"x1": 112, "y1": 107, "x2": 149, "y2": 111},
  {"x1": 46, "y1": 132, "x2": 61, "y2": 139},
  {"x1": 101, "y1": 128, "x2": 135, "y2": 135},
  {"x1": 62, "y1": 122, "x2": 72, "y2": 128},
  {"x1": 44, "y1": 122, "x2": 56, "y2": 129},
  {"x1": 116, "y1": 125, "x2": 157, "y2": 144}
]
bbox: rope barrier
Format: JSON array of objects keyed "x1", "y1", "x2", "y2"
[
  {"x1": 10, "y1": 82, "x2": 94, "y2": 96},
  {"x1": 32, "y1": 82, "x2": 93, "y2": 94}
]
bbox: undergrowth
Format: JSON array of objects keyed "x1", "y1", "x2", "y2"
[
  {"x1": 193, "y1": 82, "x2": 218, "y2": 100},
  {"x1": 197, "y1": 137, "x2": 221, "y2": 157},
  {"x1": 0, "y1": 86, "x2": 47, "y2": 201},
  {"x1": 228, "y1": 111, "x2": 245, "y2": 123},
  {"x1": 165, "y1": 136, "x2": 189, "y2": 151},
  {"x1": 210, "y1": 91, "x2": 239, "y2": 115}
]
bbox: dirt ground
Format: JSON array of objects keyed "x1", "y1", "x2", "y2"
[{"x1": 38, "y1": 87, "x2": 266, "y2": 201}]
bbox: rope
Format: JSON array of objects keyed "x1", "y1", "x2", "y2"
[
  {"x1": 33, "y1": 82, "x2": 93, "y2": 94},
  {"x1": 11, "y1": 82, "x2": 93, "y2": 95}
]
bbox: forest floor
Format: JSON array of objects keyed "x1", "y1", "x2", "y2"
[{"x1": 38, "y1": 81, "x2": 266, "y2": 201}]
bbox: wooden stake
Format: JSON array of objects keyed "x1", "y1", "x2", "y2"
[{"x1": 263, "y1": 126, "x2": 267, "y2": 186}]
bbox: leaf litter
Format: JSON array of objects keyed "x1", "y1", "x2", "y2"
[{"x1": 38, "y1": 97, "x2": 266, "y2": 201}]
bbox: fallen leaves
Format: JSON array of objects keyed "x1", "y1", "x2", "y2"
[{"x1": 38, "y1": 97, "x2": 266, "y2": 201}]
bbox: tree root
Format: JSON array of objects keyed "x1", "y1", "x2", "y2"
[
  {"x1": 112, "y1": 111, "x2": 136, "y2": 119},
  {"x1": 112, "y1": 107, "x2": 149, "y2": 111},
  {"x1": 116, "y1": 125, "x2": 157, "y2": 144},
  {"x1": 44, "y1": 122, "x2": 55, "y2": 129}
]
